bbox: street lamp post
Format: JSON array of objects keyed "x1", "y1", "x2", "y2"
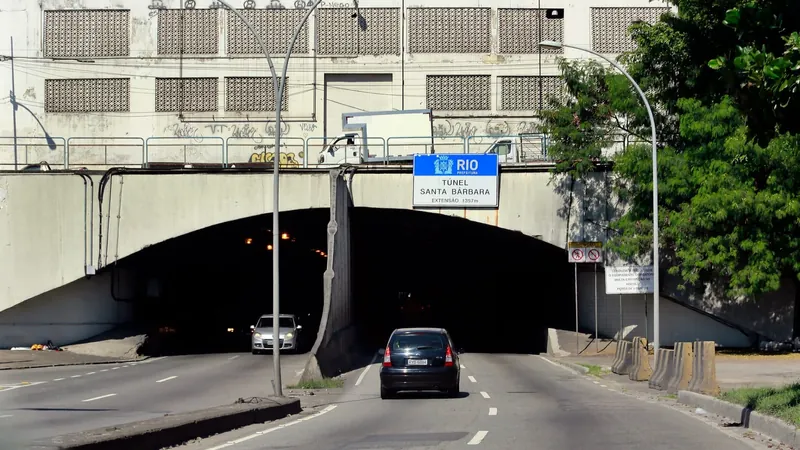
[
  {"x1": 538, "y1": 40, "x2": 661, "y2": 351},
  {"x1": 216, "y1": 0, "x2": 359, "y2": 396}
]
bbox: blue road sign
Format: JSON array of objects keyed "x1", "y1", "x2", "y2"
[{"x1": 412, "y1": 154, "x2": 499, "y2": 208}]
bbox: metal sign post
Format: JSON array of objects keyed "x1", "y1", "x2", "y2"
[
  {"x1": 594, "y1": 263, "x2": 598, "y2": 353},
  {"x1": 567, "y1": 241, "x2": 603, "y2": 355},
  {"x1": 604, "y1": 265, "x2": 655, "y2": 347}
]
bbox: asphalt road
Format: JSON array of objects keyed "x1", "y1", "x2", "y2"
[
  {"x1": 173, "y1": 353, "x2": 763, "y2": 450},
  {"x1": 0, "y1": 352, "x2": 308, "y2": 448}
]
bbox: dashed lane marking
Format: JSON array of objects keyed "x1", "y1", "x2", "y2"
[
  {"x1": 480, "y1": 391, "x2": 490, "y2": 399},
  {"x1": 228, "y1": 355, "x2": 240, "y2": 361},
  {"x1": 70, "y1": 375, "x2": 81, "y2": 378},
  {"x1": 355, "y1": 353, "x2": 380, "y2": 387},
  {"x1": 100, "y1": 369, "x2": 108, "y2": 372},
  {"x1": 53, "y1": 378, "x2": 65, "y2": 381},
  {"x1": 204, "y1": 404, "x2": 338, "y2": 450},
  {"x1": 600, "y1": 384, "x2": 607, "y2": 388},
  {"x1": 111, "y1": 367, "x2": 120, "y2": 370},
  {"x1": 488, "y1": 407, "x2": 497, "y2": 416},
  {"x1": 460, "y1": 364, "x2": 466, "y2": 369},
  {"x1": 592, "y1": 381, "x2": 600, "y2": 384},
  {"x1": 467, "y1": 431, "x2": 488, "y2": 445},
  {"x1": 82, "y1": 393, "x2": 116, "y2": 403},
  {"x1": 86, "y1": 372, "x2": 96, "y2": 375},
  {"x1": 468, "y1": 376, "x2": 477, "y2": 383},
  {"x1": 0, "y1": 415, "x2": 12, "y2": 419},
  {"x1": 156, "y1": 376, "x2": 178, "y2": 383}
]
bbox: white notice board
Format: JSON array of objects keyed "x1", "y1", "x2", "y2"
[{"x1": 605, "y1": 266, "x2": 654, "y2": 295}]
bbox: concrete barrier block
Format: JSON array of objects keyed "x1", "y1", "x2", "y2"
[
  {"x1": 611, "y1": 340, "x2": 633, "y2": 375},
  {"x1": 666, "y1": 342, "x2": 693, "y2": 394},
  {"x1": 628, "y1": 337, "x2": 653, "y2": 381},
  {"x1": 688, "y1": 340, "x2": 720, "y2": 396},
  {"x1": 648, "y1": 348, "x2": 674, "y2": 390}
]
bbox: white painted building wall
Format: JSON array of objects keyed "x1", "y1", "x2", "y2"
[{"x1": 0, "y1": 0, "x2": 673, "y2": 168}]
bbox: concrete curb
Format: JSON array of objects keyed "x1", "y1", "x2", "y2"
[
  {"x1": 0, "y1": 356, "x2": 151, "y2": 371},
  {"x1": 28, "y1": 397, "x2": 301, "y2": 450},
  {"x1": 677, "y1": 390, "x2": 800, "y2": 447},
  {"x1": 538, "y1": 354, "x2": 589, "y2": 374}
]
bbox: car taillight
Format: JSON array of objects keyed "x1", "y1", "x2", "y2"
[
  {"x1": 445, "y1": 346, "x2": 454, "y2": 367},
  {"x1": 383, "y1": 346, "x2": 392, "y2": 367}
]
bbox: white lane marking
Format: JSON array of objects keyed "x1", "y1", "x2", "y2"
[
  {"x1": 0, "y1": 415, "x2": 12, "y2": 419},
  {"x1": 228, "y1": 355, "x2": 240, "y2": 361},
  {"x1": 355, "y1": 352, "x2": 381, "y2": 387},
  {"x1": 156, "y1": 376, "x2": 178, "y2": 383},
  {"x1": 204, "y1": 405, "x2": 338, "y2": 450},
  {"x1": 53, "y1": 378, "x2": 65, "y2": 381},
  {"x1": 70, "y1": 375, "x2": 81, "y2": 378},
  {"x1": 480, "y1": 391, "x2": 490, "y2": 399},
  {"x1": 536, "y1": 355, "x2": 583, "y2": 375},
  {"x1": 600, "y1": 384, "x2": 607, "y2": 388},
  {"x1": 460, "y1": 364, "x2": 466, "y2": 369},
  {"x1": 100, "y1": 369, "x2": 108, "y2": 372},
  {"x1": 467, "y1": 431, "x2": 488, "y2": 445},
  {"x1": 111, "y1": 367, "x2": 120, "y2": 370},
  {"x1": 488, "y1": 407, "x2": 497, "y2": 416},
  {"x1": 592, "y1": 381, "x2": 599, "y2": 384},
  {"x1": 82, "y1": 393, "x2": 117, "y2": 402},
  {"x1": 468, "y1": 376, "x2": 477, "y2": 383},
  {"x1": 608, "y1": 389, "x2": 615, "y2": 392},
  {"x1": 86, "y1": 372, "x2": 96, "y2": 375},
  {"x1": 142, "y1": 356, "x2": 166, "y2": 364},
  {"x1": 122, "y1": 365, "x2": 129, "y2": 368}
]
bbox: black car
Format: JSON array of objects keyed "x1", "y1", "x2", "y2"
[{"x1": 379, "y1": 327, "x2": 460, "y2": 399}]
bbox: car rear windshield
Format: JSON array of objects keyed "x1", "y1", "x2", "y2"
[
  {"x1": 390, "y1": 333, "x2": 446, "y2": 351},
  {"x1": 257, "y1": 317, "x2": 294, "y2": 328}
]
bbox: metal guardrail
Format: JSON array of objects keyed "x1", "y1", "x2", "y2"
[{"x1": 0, "y1": 133, "x2": 638, "y2": 170}]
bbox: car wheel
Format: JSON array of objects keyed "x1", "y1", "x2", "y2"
[{"x1": 380, "y1": 386, "x2": 394, "y2": 400}]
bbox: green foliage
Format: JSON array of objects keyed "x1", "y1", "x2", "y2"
[
  {"x1": 540, "y1": 0, "x2": 800, "y2": 297},
  {"x1": 721, "y1": 384, "x2": 800, "y2": 426}
]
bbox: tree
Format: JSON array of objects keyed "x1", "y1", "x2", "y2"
[{"x1": 541, "y1": 0, "x2": 800, "y2": 298}]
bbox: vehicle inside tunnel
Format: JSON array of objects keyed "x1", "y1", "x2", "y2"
[
  {"x1": 352, "y1": 208, "x2": 574, "y2": 355},
  {"x1": 114, "y1": 209, "x2": 329, "y2": 356}
]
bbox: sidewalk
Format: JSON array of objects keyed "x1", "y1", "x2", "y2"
[
  {"x1": 0, "y1": 350, "x2": 145, "y2": 370},
  {"x1": 555, "y1": 353, "x2": 800, "y2": 390}
]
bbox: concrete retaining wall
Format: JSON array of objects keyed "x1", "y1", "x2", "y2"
[{"x1": 304, "y1": 170, "x2": 357, "y2": 379}]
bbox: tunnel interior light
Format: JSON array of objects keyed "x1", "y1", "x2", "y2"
[
  {"x1": 245, "y1": 238, "x2": 253, "y2": 245},
  {"x1": 267, "y1": 244, "x2": 273, "y2": 250},
  {"x1": 281, "y1": 233, "x2": 290, "y2": 240}
]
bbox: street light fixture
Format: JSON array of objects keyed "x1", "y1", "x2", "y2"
[
  {"x1": 538, "y1": 40, "x2": 661, "y2": 351},
  {"x1": 216, "y1": 0, "x2": 360, "y2": 396}
]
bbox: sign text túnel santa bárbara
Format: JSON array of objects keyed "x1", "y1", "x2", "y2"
[{"x1": 412, "y1": 154, "x2": 499, "y2": 208}]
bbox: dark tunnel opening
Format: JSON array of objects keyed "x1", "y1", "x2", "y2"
[
  {"x1": 352, "y1": 208, "x2": 574, "y2": 355},
  {"x1": 116, "y1": 209, "x2": 329, "y2": 356}
]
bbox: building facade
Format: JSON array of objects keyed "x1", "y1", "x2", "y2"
[{"x1": 0, "y1": 0, "x2": 672, "y2": 168}]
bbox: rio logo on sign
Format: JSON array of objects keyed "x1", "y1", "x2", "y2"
[{"x1": 413, "y1": 154, "x2": 499, "y2": 208}]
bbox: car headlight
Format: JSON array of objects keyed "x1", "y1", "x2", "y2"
[
  {"x1": 285, "y1": 332, "x2": 293, "y2": 339},
  {"x1": 254, "y1": 333, "x2": 262, "y2": 339}
]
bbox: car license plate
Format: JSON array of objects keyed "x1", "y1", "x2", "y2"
[{"x1": 407, "y1": 359, "x2": 427, "y2": 366}]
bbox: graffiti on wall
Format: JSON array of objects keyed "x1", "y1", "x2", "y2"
[
  {"x1": 433, "y1": 119, "x2": 542, "y2": 142},
  {"x1": 249, "y1": 145, "x2": 304, "y2": 167}
]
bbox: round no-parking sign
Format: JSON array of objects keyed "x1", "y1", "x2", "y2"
[
  {"x1": 570, "y1": 248, "x2": 584, "y2": 263},
  {"x1": 587, "y1": 248, "x2": 601, "y2": 262}
]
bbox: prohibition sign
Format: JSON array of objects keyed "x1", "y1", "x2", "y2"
[
  {"x1": 571, "y1": 248, "x2": 584, "y2": 261},
  {"x1": 587, "y1": 248, "x2": 601, "y2": 262}
]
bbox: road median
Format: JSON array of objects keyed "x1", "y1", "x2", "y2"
[{"x1": 28, "y1": 396, "x2": 301, "y2": 450}]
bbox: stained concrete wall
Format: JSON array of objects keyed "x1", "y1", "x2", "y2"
[
  {"x1": 304, "y1": 169, "x2": 356, "y2": 379},
  {"x1": 0, "y1": 272, "x2": 133, "y2": 348},
  {"x1": 576, "y1": 270, "x2": 751, "y2": 348}
]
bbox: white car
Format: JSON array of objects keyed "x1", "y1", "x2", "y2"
[{"x1": 251, "y1": 314, "x2": 302, "y2": 354}]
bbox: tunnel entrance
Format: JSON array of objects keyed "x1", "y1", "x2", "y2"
[
  {"x1": 115, "y1": 209, "x2": 329, "y2": 356},
  {"x1": 352, "y1": 208, "x2": 573, "y2": 354}
]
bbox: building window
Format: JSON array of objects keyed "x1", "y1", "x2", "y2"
[
  {"x1": 227, "y1": 9, "x2": 307, "y2": 55},
  {"x1": 499, "y1": 76, "x2": 566, "y2": 111},
  {"x1": 426, "y1": 75, "x2": 491, "y2": 111},
  {"x1": 591, "y1": 7, "x2": 669, "y2": 53},
  {"x1": 408, "y1": 8, "x2": 490, "y2": 53},
  {"x1": 156, "y1": 78, "x2": 218, "y2": 112},
  {"x1": 317, "y1": 8, "x2": 400, "y2": 56},
  {"x1": 498, "y1": 9, "x2": 563, "y2": 54},
  {"x1": 225, "y1": 77, "x2": 288, "y2": 112},
  {"x1": 157, "y1": 9, "x2": 219, "y2": 55},
  {"x1": 45, "y1": 78, "x2": 130, "y2": 113},
  {"x1": 44, "y1": 10, "x2": 130, "y2": 58}
]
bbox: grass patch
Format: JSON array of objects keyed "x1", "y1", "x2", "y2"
[
  {"x1": 287, "y1": 377, "x2": 344, "y2": 390},
  {"x1": 661, "y1": 393, "x2": 677, "y2": 400},
  {"x1": 720, "y1": 384, "x2": 800, "y2": 426},
  {"x1": 578, "y1": 364, "x2": 606, "y2": 377}
]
